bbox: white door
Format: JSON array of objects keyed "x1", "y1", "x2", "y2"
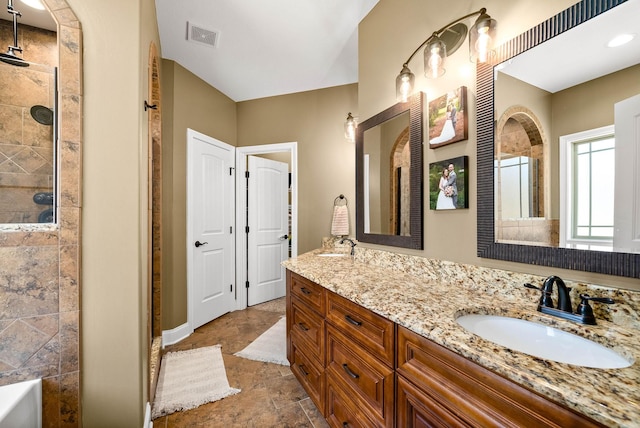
[
  {"x1": 614, "y1": 94, "x2": 640, "y2": 252},
  {"x1": 247, "y1": 155, "x2": 289, "y2": 306},
  {"x1": 187, "y1": 129, "x2": 235, "y2": 330}
]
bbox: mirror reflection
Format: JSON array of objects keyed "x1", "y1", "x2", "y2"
[
  {"x1": 363, "y1": 110, "x2": 410, "y2": 236},
  {"x1": 493, "y1": 0, "x2": 640, "y2": 253},
  {"x1": 0, "y1": 2, "x2": 57, "y2": 224},
  {"x1": 356, "y1": 92, "x2": 423, "y2": 250}
]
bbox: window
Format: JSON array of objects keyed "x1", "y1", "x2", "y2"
[{"x1": 560, "y1": 125, "x2": 615, "y2": 249}]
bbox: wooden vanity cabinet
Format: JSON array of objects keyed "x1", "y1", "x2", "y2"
[
  {"x1": 396, "y1": 325, "x2": 606, "y2": 428},
  {"x1": 325, "y1": 292, "x2": 395, "y2": 428},
  {"x1": 287, "y1": 270, "x2": 605, "y2": 428},
  {"x1": 287, "y1": 271, "x2": 326, "y2": 415}
]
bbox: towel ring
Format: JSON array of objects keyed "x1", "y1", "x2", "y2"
[{"x1": 334, "y1": 194, "x2": 348, "y2": 206}]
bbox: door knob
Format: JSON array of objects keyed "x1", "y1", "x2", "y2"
[
  {"x1": 279, "y1": 234, "x2": 289, "y2": 241},
  {"x1": 194, "y1": 240, "x2": 208, "y2": 248}
]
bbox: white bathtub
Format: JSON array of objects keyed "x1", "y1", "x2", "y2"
[{"x1": 0, "y1": 379, "x2": 42, "y2": 428}]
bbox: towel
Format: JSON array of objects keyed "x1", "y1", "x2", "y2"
[{"x1": 331, "y1": 205, "x2": 349, "y2": 236}]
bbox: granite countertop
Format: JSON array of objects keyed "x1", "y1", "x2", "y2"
[{"x1": 283, "y1": 247, "x2": 640, "y2": 427}]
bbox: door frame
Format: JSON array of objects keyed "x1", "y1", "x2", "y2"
[{"x1": 235, "y1": 142, "x2": 298, "y2": 311}]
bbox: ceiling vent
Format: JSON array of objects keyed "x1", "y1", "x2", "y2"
[{"x1": 187, "y1": 22, "x2": 218, "y2": 48}]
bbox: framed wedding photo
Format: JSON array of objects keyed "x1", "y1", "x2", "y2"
[
  {"x1": 428, "y1": 86, "x2": 468, "y2": 149},
  {"x1": 429, "y1": 156, "x2": 469, "y2": 210}
]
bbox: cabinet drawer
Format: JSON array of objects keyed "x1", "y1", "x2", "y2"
[
  {"x1": 326, "y1": 324, "x2": 394, "y2": 427},
  {"x1": 326, "y1": 376, "x2": 381, "y2": 428},
  {"x1": 326, "y1": 292, "x2": 394, "y2": 365},
  {"x1": 290, "y1": 272, "x2": 325, "y2": 314},
  {"x1": 397, "y1": 326, "x2": 605, "y2": 428},
  {"x1": 397, "y1": 374, "x2": 469, "y2": 428},
  {"x1": 290, "y1": 300, "x2": 325, "y2": 365},
  {"x1": 290, "y1": 340, "x2": 325, "y2": 416}
]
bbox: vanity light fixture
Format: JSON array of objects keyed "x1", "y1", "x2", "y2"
[
  {"x1": 344, "y1": 112, "x2": 357, "y2": 143},
  {"x1": 395, "y1": 7, "x2": 497, "y2": 102}
]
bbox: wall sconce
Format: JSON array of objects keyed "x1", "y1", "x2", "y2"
[
  {"x1": 344, "y1": 112, "x2": 357, "y2": 143},
  {"x1": 396, "y1": 7, "x2": 497, "y2": 102}
]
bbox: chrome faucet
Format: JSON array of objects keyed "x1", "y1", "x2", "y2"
[
  {"x1": 339, "y1": 237, "x2": 356, "y2": 256},
  {"x1": 524, "y1": 275, "x2": 614, "y2": 325}
]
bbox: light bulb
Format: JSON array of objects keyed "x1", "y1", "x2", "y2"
[
  {"x1": 344, "y1": 113, "x2": 357, "y2": 143},
  {"x1": 396, "y1": 65, "x2": 415, "y2": 102},
  {"x1": 424, "y1": 39, "x2": 445, "y2": 79},
  {"x1": 475, "y1": 26, "x2": 491, "y2": 63}
]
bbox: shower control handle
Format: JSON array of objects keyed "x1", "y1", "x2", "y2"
[{"x1": 194, "y1": 240, "x2": 208, "y2": 248}]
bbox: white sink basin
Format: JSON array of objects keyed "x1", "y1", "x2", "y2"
[
  {"x1": 316, "y1": 253, "x2": 347, "y2": 257},
  {"x1": 456, "y1": 314, "x2": 631, "y2": 369}
]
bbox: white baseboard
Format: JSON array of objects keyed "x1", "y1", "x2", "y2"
[
  {"x1": 144, "y1": 402, "x2": 152, "y2": 428},
  {"x1": 162, "y1": 322, "x2": 192, "y2": 347}
]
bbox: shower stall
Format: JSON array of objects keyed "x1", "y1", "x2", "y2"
[{"x1": 0, "y1": 5, "x2": 57, "y2": 224}]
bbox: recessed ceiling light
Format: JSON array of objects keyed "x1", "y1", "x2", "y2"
[
  {"x1": 607, "y1": 33, "x2": 635, "y2": 48},
  {"x1": 20, "y1": 0, "x2": 45, "y2": 10}
]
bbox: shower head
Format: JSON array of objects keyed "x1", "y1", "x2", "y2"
[
  {"x1": 0, "y1": 48, "x2": 29, "y2": 67},
  {"x1": 1, "y1": 0, "x2": 29, "y2": 67},
  {"x1": 30, "y1": 105, "x2": 53, "y2": 125}
]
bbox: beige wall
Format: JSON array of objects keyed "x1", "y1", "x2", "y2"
[
  {"x1": 161, "y1": 60, "x2": 237, "y2": 329},
  {"x1": 28, "y1": 1, "x2": 635, "y2": 425},
  {"x1": 358, "y1": 0, "x2": 639, "y2": 290},
  {"x1": 159, "y1": 70, "x2": 356, "y2": 330},
  {"x1": 65, "y1": 0, "x2": 161, "y2": 425},
  {"x1": 237, "y1": 84, "x2": 358, "y2": 254}
]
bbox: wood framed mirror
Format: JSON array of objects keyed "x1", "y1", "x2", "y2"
[
  {"x1": 356, "y1": 92, "x2": 424, "y2": 249},
  {"x1": 477, "y1": 0, "x2": 640, "y2": 278}
]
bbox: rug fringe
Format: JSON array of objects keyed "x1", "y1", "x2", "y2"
[
  {"x1": 152, "y1": 387, "x2": 240, "y2": 419},
  {"x1": 233, "y1": 351, "x2": 289, "y2": 366}
]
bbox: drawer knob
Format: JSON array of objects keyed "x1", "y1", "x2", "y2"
[
  {"x1": 297, "y1": 322, "x2": 309, "y2": 331},
  {"x1": 342, "y1": 363, "x2": 360, "y2": 379},
  {"x1": 300, "y1": 287, "x2": 312, "y2": 295},
  {"x1": 342, "y1": 423, "x2": 350, "y2": 428},
  {"x1": 345, "y1": 315, "x2": 362, "y2": 326}
]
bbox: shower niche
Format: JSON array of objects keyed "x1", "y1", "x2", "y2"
[{"x1": 0, "y1": 2, "x2": 58, "y2": 224}]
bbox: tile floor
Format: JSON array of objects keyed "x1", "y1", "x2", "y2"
[{"x1": 152, "y1": 298, "x2": 329, "y2": 427}]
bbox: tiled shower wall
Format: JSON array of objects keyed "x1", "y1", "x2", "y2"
[
  {"x1": 0, "y1": 20, "x2": 57, "y2": 223},
  {"x1": 0, "y1": 1, "x2": 82, "y2": 426}
]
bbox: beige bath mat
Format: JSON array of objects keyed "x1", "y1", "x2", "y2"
[
  {"x1": 234, "y1": 317, "x2": 289, "y2": 365},
  {"x1": 152, "y1": 345, "x2": 240, "y2": 419}
]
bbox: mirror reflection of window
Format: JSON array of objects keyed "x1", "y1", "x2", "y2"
[
  {"x1": 495, "y1": 156, "x2": 539, "y2": 219},
  {"x1": 560, "y1": 126, "x2": 615, "y2": 250}
]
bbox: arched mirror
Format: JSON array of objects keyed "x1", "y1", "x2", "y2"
[
  {"x1": 477, "y1": 0, "x2": 640, "y2": 277},
  {"x1": 0, "y1": 1, "x2": 57, "y2": 224},
  {"x1": 356, "y1": 92, "x2": 424, "y2": 249}
]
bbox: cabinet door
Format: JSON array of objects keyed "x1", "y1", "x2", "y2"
[
  {"x1": 326, "y1": 324, "x2": 394, "y2": 427},
  {"x1": 290, "y1": 340, "x2": 325, "y2": 415},
  {"x1": 326, "y1": 375, "x2": 381, "y2": 428},
  {"x1": 290, "y1": 271, "x2": 325, "y2": 314},
  {"x1": 326, "y1": 291, "x2": 394, "y2": 365},
  {"x1": 397, "y1": 326, "x2": 606, "y2": 427},
  {"x1": 397, "y1": 374, "x2": 471, "y2": 428},
  {"x1": 290, "y1": 299, "x2": 325, "y2": 365}
]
